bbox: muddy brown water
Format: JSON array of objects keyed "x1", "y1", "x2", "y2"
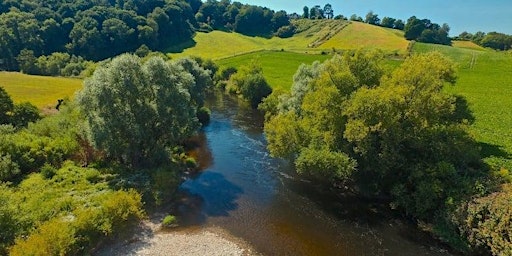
[{"x1": 176, "y1": 93, "x2": 451, "y2": 256}]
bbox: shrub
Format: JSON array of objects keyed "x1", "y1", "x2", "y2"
[
  {"x1": 276, "y1": 25, "x2": 296, "y2": 38},
  {"x1": 454, "y1": 184, "x2": 512, "y2": 255},
  {"x1": 197, "y1": 107, "x2": 211, "y2": 126},
  {"x1": 10, "y1": 218, "x2": 76, "y2": 256},
  {"x1": 162, "y1": 215, "x2": 177, "y2": 227},
  {"x1": 0, "y1": 154, "x2": 20, "y2": 181},
  {"x1": 40, "y1": 163, "x2": 57, "y2": 179}
]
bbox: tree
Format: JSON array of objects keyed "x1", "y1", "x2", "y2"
[
  {"x1": 16, "y1": 49, "x2": 38, "y2": 74},
  {"x1": 230, "y1": 62, "x2": 272, "y2": 108},
  {"x1": 0, "y1": 87, "x2": 14, "y2": 124},
  {"x1": 302, "y1": 6, "x2": 309, "y2": 19},
  {"x1": 11, "y1": 102, "x2": 40, "y2": 128},
  {"x1": 393, "y1": 19, "x2": 405, "y2": 30},
  {"x1": 323, "y1": 4, "x2": 333, "y2": 19},
  {"x1": 380, "y1": 17, "x2": 396, "y2": 28},
  {"x1": 76, "y1": 54, "x2": 200, "y2": 167},
  {"x1": 365, "y1": 11, "x2": 379, "y2": 25}
]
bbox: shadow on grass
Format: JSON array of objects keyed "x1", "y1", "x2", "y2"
[
  {"x1": 166, "y1": 38, "x2": 197, "y2": 53},
  {"x1": 479, "y1": 142, "x2": 511, "y2": 159}
]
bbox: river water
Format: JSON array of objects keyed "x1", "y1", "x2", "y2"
[{"x1": 176, "y1": 93, "x2": 451, "y2": 256}]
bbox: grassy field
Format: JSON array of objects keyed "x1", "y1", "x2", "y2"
[
  {"x1": 167, "y1": 21, "x2": 340, "y2": 60},
  {"x1": 414, "y1": 43, "x2": 512, "y2": 170},
  {"x1": 0, "y1": 72, "x2": 83, "y2": 109},
  {"x1": 216, "y1": 51, "x2": 331, "y2": 91},
  {"x1": 320, "y1": 22, "x2": 409, "y2": 54}
]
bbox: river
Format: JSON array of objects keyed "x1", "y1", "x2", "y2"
[{"x1": 176, "y1": 93, "x2": 451, "y2": 256}]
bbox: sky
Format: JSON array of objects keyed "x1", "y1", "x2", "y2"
[{"x1": 238, "y1": 0, "x2": 512, "y2": 36}]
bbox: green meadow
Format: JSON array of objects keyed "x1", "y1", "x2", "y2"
[
  {"x1": 0, "y1": 72, "x2": 83, "y2": 109},
  {"x1": 216, "y1": 51, "x2": 330, "y2": 91}
]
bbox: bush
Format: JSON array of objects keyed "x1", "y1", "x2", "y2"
[
  {"x1": 197, "y1": 107, "x2": 211, "y2": 126},
  {"x1": 295, "y1": 147, "x2": 357, "y2": 183},
  {"x1": 0, "y1": 154, "x2": 20, "y2": 181},
  {"x1": 454, "y1": 184, "x2": 512, "y2": 255},
  {"x1": 162, "y1": 215, "x2": 177, "y2": 227},
  {"x1": 10, "y1": 218, "x2": 76, "y2": 256},
  {"x1": 276, "y1": 25, "x2": 296, "y2": 38},
  {"x1": 40, "y1": 163, "x2": 57, "y2": 179}
]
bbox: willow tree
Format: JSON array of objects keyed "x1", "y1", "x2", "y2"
[{"x1": 76, "y1": 54, "x2": 199, "y2": 167}]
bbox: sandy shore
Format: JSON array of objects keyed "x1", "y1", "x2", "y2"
[{"x1": 95, "y1": 217, "x2": 258, "y2": 256}]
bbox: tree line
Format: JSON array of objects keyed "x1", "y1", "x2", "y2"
[
  {"x1": 0, "y1": 0, "x2": 293, "y2": 72},
  {"x1": 456, "y1": 31, "x2": 512, "y2": 51}
]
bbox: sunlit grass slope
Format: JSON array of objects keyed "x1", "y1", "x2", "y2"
[
  {"x1": 216, "y1": 51, "x2": 331, "y2": 91},
  {"x1": 414, "y1": 43, "x2": 512, "y2": 169},
  {"x1": 317, "y1": 22, "x2": 409, "y2": 54},
  {"x1": 169, "y1": 19, "x2": 352, "y2": 59},
  {"x1": 0, "y1": 72, "x2": 83, "y2": 108}
]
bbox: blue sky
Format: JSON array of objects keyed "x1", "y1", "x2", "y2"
[{"x1": 238, "y1": 0, "x2": 512, "y2": 36}]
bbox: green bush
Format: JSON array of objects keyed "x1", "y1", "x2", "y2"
[
  {"x1": 162, "y1": 215, "x2": 177, "y2": 227},
  {"x1": 454, "y1": 184, "x2": 512, "y2": 255},
  {"x1": 197, "y1": 107, "x2": 211, "y2": 126},
  {"x1": 0, "y1": 154, "x2": 20, "y2": 181}
]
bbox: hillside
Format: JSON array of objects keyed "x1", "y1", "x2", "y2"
[
  {"x1": 169, "y1": 20, "x2": 409, "y2": 59},
  {"x1": 320, "y1": 21, "x2": 409, "y2": 54},
  {"x1": 0, "y1": 72, "x2": 83, "y2": 109}
]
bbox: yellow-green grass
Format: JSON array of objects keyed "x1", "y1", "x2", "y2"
[
  {"x1": 452, "y1": 40, "x2": 486, "y2": 51},
  {"x1": 216, "y1": 51, "x2": 331, "y2": 91},
  {"x1": 168, "y1": 20, "x2": 356, "y2": 60},
  {"x1": 0, "y1": 72, "x2": 83, "y2": 109},
  {"x1": 414, "y1": 43, "x2": 512, "y2": 170},
  {"x1": 320, "y1": 22, "x2": 409, "y2": 54}
]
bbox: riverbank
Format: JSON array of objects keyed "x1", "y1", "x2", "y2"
[{"x1": 95, "y1": 214, "x2": 258, "y2": 256}]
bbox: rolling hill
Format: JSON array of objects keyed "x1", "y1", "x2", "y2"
[{"x1": 168, "y1": 20, "x2": 408, "y2": 60}]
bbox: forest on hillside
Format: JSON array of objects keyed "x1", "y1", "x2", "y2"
[{"x1": 2, "y1": 0, "x2": 511, "y2": 74}]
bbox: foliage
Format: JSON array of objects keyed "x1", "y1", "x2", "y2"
[
  {"x1": 162, "y1": 215, "x2": 177, "y2": 227},
  {"x1": 197, "y1": 106, "x2": 211, "y2": 125},
  {"x1": 0, "y1": 87, "x2": 14, "y2": 124},
  {"x1": 0, "y1": 0, "x2": 196, "y2": 68},
  {"x1": 454, "y1": 184, "x2": 512, "y2": 255},
  {"x1": 365, "y1": 11, "x2": 380, "y2": 25},
  {"x1": 0, "y1": 104, "x2": 80, "y2": 181},
  {"x1": 229, "y1": 61, "x2": 272, "y2": 108},
  {"x1": 1, "y1": 163, "x2": 144, "y2": 255},
  {"x1": 296, "y1": 147, "x2": 357, "y2": 183},
  {"x1": 404, "y1": 16, "x2": 451, "y2": 45},
  {"x1": 77, "y1": 54, "x2": 201, "y2": 167},
  {"x1": 265, "y1": 50, "x2": 486, "y2": 228},
  {"x1": 0, "y1": 87, "x2": 40, "y2": 128}
]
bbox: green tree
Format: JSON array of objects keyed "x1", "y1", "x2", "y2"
[
  {"x1": 0, "y1": 87, "x2": 14, "y2": 124},
  {"x1": 302, "y1": 6, "x2": 309, "y2": 19},
  {"x1": 16, "y1": 49, "x2": 38, "y2": 74},
  {"x1": 230, "y1": 62, "x2": 272, "y2": 108},
  {"x1": 380, "y1": 17, "x2": 396, "y2": 28},
  {"x1": 76, "y1": 54, "x2": 199, "y2": 167},
  {"x1": 11, "y1": 102, "x2": 40, "y2": 128},
  {"x1": 365, "y1": 11, "x2": 380, "y2": 25}
]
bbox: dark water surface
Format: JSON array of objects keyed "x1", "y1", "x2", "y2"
[{"x1": 177, "y1": 93, "x2": 450, "y2": 256}]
